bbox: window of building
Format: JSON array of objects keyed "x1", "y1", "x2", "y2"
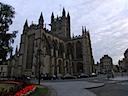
[
  {"x1": 26, "y1": 34, "x2": 35, "y2": 69},
  {"x1": 1, "y1": 67, "x2": 3, "y2": 71},
  {"x1": 76, "y1": 41, "x2": 82, "y2": 58},
  {"x1": 77, "y1": 62, "x2": 83, "y2": 72}
]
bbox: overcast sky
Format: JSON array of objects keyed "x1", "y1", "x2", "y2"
[{"x1": 1, "y1": 0, "x2": 128, "y2": 64}]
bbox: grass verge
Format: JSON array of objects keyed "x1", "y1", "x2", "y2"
[
  {"x1": 29, "y1": 85, "x2": 49, "y2": 96},
  {"x1": 0, "y1": 83, "x2": 15, "y2": 90}
]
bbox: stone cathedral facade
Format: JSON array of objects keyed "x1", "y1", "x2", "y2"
[{"x1": 7, "y1": 8, "x2": 94, "y2": 77}]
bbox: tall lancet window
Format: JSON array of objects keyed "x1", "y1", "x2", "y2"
[
  {"x1": 76, "y1": 41, "x2": 82, "y2": 58},
  {"x1": 26, "y1": 34, "x2": 35, "y2": 69}
]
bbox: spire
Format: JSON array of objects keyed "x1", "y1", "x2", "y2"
[
  {"x1": 82, "y1": 26, "x2": 84, "y2": 35},
  {"x1": 24, "y1": 19, "x2": 28, "y2": 30},
  {"x1": 38, "y1": 12, "x2": 44, "y2": 28},
  {"x1": 51, "y1": 12, "x2": 54, "y2": 18},
  {"x1": 51, "y1": 12, "x2": 54, "y2": 23},
  {"x1": 67, "y1": 12, "x2": 70, "y2": 22},
  {"x1": 67, "y1": 12, "x2": 70, "y2": 18},
  {"x1": 62, "y1": 7, "x2": 66, "y2": 16},
  {"x1": 15, "y1": 45, "x2": 18, "y2": 54},
  {"x1": 85, "y1": 26, "x2": 86, "y2": 33},
  {"x1": 39, "y1": 12, "x2": 44, "y2": 21},
  {"x1": 24, "y1": 19, "x2": 28, "y2": 27}
]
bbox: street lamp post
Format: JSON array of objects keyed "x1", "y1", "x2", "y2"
[
  {"x1": 37, "y1": 49, "x2": 43, "y2": 85},
  {"x1": 3, "y1": 72, "x2": 4, "y2": 80}
]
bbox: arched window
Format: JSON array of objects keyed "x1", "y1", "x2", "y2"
[
  {"x1": 67, "y1": 43, "x2": 74, "y2": 56},
  {"x1": 58, "y1": 42, "x2": 64, "y2": 57},
  {"x1": 54, "y1": 40, "x2": 58, "y2": 50},
  {"x1": 58, "y1": 60, "x2": 63, "y2": 74},
  {"x1": 76, "y1": 41, "x2": 82, "y2": 58},
  {"x1": 77, "y1": 62, "x2": 83, "y2": 72}
]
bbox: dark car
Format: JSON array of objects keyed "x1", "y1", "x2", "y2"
[
  {"x1": 78, "y1": 73, "x2": 89, "y2": 78},
  {"x1": 61, "y1": 74, "x2": 77, "y2": 79},
  {"x1": 41, "y1": 74, "x2": 57, "y2": 80},
  {"x1": 15, "y1": 75, "x2": 31, "y2": 82}
]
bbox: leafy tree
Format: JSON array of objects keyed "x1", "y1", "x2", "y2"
[
  {"x1": 115, "y1": 65, "x2": 119, "y2": 72},
  {"x1": 0, "y1": 2, "x2": 17, "y2": 63}
]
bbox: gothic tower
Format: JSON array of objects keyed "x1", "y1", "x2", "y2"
[
  {"x1": 51, "y1": 8, "x2": 71, "y2": 39},
  {"x1": 82, "y1": 26, "x2": 94, "y2": 75}
]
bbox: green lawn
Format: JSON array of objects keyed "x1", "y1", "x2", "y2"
[
  {"x1": 29, "y1": 86, "x2": 49, "y2": 96},
  {"x1": 0, "y1": 83, "x2": 15, "y2": 91}
]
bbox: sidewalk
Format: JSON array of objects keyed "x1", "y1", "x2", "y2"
[{"x1": 110, "y1": 76, "x2": 128, "y2": 81}]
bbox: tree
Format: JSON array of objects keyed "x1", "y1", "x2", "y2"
[
  {"x1": 115, "y1": 65, "x2": 119, "y2": 72},
  {"x1": 0, "y1": 2, "x2": 17, "y2": 63}
]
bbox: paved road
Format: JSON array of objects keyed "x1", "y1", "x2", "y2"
[
  {"x1": 85, "y1": 74, "x2": 128, "y2": 83},
  {"x1": 31, "y1": 73, "x2": 128, "y2": 96},
  {"x1": 41, "y1": 81, "x2": 104, "y2": 96},
  {"x1": 86, "y1": 74, "x2": 128, "y2": 96},
  {"x1": 89, "y1": 82, "x2": 128, "y2": 96}
]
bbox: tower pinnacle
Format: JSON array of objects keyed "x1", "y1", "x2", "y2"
[
  {"x1": 23, "y1": 19, "x2": 29, "y2": 32},
  {"x1": 62, "y1": 7, "x2": 66, "y2": 16},
  {"x1": 24, "y1": 19, "x2": 28, "y2": 28},
  {"x1": 38, "y1": 12, "x2": 44, "y2": 28},
  {"x1": 51, "y1": 12, "x2": 54, "y2": 23},
  {"x1": 85, "y1": 26, "x2": 86, "y2": 33},
  {"x1": 82, "y1": 26, "x2": 84, "y2": 35},
  {"x1": 15, "y1": 45, "x2": 18, "y2": 54},
  {"x1": 67, "y1": 12, "x2": 70, "y2": 18}
]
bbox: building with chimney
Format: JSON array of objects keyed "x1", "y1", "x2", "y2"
[{"x1": 100, "y1": 55, "x2": 113, "y2": 74}]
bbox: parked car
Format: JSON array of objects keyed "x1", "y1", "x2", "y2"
[
  {"x1": 61, "y1": 74, "x2": 77, "y2": 79},
  {"x1": 91, "y1": 73, "x2": 97, "y2": 77},
  {"x1": 15, "y1": 75, "x2": 31, "y2": 82},
  {"x1": 26, "y1": 76, "x2": 31, "y2": 80},
  {"x1": 41, "y1": 74, "x2": 57, "y2": 80},
  {"x1": 78, "y1": 73, "x2": 89, "y2": 78}
]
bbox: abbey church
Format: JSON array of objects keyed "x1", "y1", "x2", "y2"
[{"x1": 7, "y1": 8, "x2": 94, "y2": 77}]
